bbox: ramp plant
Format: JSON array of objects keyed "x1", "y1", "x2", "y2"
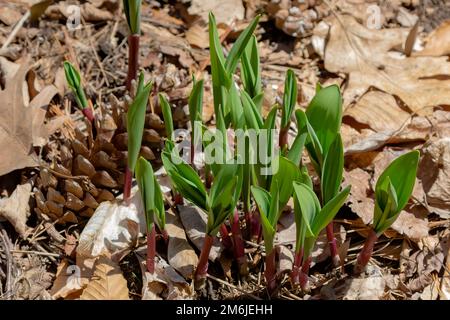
[
  {"x1": 124, "y1": 72, "x2": 152, "y2": 201},
  {"x1": 123, "y1": 0, "x2": 141, "y2": 91},
  {"x1": 64, "y1": 61, "x2": 94, "y2": 123},
  {"x1": 162, "y1": 147, "x2": 243, "y2": 289},
  {"x1": 279, "y1": 69, "x2": 298, "y2": 150},
  {"x1": 354, "y1": 150, "x2": 419, "y2": 274},
  {"x1": 291, "y1": 182, "x2": 350, "y2": 290},
  {"x1": 299, "y1": 84, "x2": 344, "y2": 266},
  {"x1": 135, "y1": 156, "x2": 166, "y2": 274}
]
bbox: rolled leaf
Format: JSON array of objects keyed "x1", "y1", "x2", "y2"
[{"x1": 281, "y1": 69, "x2": 297, "y2": 129}]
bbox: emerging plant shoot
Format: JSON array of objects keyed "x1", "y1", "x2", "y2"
[
  {"x1": 123, "y1": 0, "x2": 142, "y2": 91},
  {"x1": 64, "y1": 61, "x2": 94, "y2": 123}
]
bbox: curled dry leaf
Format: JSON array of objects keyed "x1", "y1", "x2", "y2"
[
  {"x1": 77, "y1": 191, "x2": 144, "y2": 262},
  {"x1": 177, "y1": 205, "x2": 223, "y2": 261},
  {"x1": 187, "y1": 0, "x2": 244, "y2": 25},
  {"x1": 0, "y1": 183, "x2": 32, "y2": 236},
  {"x1": 166, "y1": 209, "x2": 198, "y2": 279},
  {"x1": 415, "y1": 20, "x2": 450, "y2": 57},
  {"x1": 135, "y1": 248, "x2": 193, "y2": 300},
  {"x1": 80, "y1": 256, "x2": 129, "y2": 300}
]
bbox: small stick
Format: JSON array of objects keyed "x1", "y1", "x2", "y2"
[
  {"x1": 206, "y1": 274, "x2": 262, "y2": 300},
  {"x1": 0, "y1": 10, "x2": 30, "y2": 52}
]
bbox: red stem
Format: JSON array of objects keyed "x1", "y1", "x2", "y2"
[
  {"x1": 231, "y1": 210, "x2": 248, "y2": 276},
  {"x1": 123, "y1": 166, "x2": 132, "y2": 202},
  {"x1": 354, "y1": 229, "x2": 378, "y2": 274},
  {"x1": 299, "y1": 255, "x2": 312, "y2": 292},
  {"x1": 194, "y1": 234, "x2": 214, "y2": 290},
  {"x1": 265, "y1": 250, "x2": 277, "y2": 293},
  {"x1": 326, "y1": 222, "x2": 341, "y2": 267},
  {"x1": 251, "y1": 207, "x2": 261, "y2": 241},
  {"x1": 173, "y1": 192, "x2": 183, "y2": 206},
  {"x1": 147, "y1": 224, "x2": 156, "y2": 274},
  {"x1": 220, "y1": 223, "x2": 233, "y2": 250},
  {"x1": 279, "y1": 125, "x2": 289, "y2": 150},
  {"x1": 290, "y1": 248, "x2": 303, "y2": 286},
  {"x1": 126, "y1": 34, "x2": 140, "y2": 92},
  {"x1": 82, "y1": 107, "x2": 95, "y2": 123}
]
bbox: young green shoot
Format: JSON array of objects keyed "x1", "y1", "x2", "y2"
[
  {"x1": 188, "y1": 77, "x2": 204, "y2": 167},
  {"x1": 124, "y1": 72, "x2": 152, "y2": 201},
  {"x1": 251, "y1": 156, "x2": 302, "y2": 293},
  {"x1": 162, "y1": 149, "x2": 243, "y2": 289},
  {"x1": 292, "y1": 182, "x2": 350, "y2": 291},
  {"x1": 63, "y1": 61, "x2": 94, "y2": 123},
  {"x1": 301, "y1": 84, "x2": 344, "y2": 266},
  {"x1": 135, "y1": 156, "x2": 165, "y2": 274},
  {"x1": 279, "y1": 69, "x2": 297, "y2": 150},
  {"x1": 123, "y1": 0, "x2": 141, "y2": 91},
  {"x1": 354, "y1": 150, "x2": 419, "y2": 274},
  {"x1": 241, "y1": 35, "x2": 263, "y2": 110}
]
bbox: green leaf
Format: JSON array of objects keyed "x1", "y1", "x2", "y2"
[
  {"x1": 64, "y1": 61, "x2": 88, "y2": 109},
  {"x1": 293, "y1": 182, "x2": 318, "y2": 238},
  {"x1": 252, "y1": 186, "x2": 276, "y2": 253},
  {"x1": 312, "y1": 185, "x2": 350, "y2": 235},
  {"x1": 305, "y1": 84, "x2": 342, "y2": 157},
  {"x1": 123, "y1": 0, "x2": 141, "y2": 34},
  {"x1": 224, "y1": 15, "x2": 260, "y2": 75},
  {"x1": 241, "y1": 35, "x2": 261, "y2": 107},
  {"x1": 227, "y1": 82, "x2": 244, "y2": 129},
  {"x1": 321, "y1": 134, "x2": 344, "y2": 205},
  {"x1": 127, "y1": 75, "x2": 152, "y2": 172},
  {"x1": 159, "y1": 93, "x2": 174, "y2": 140},
  {"x1": 241, "y1": 90, "x2": 263, "y2": 131},
  {"x1": 267, "y1": 180, "x2": 280, "y2": 226},
  {"x1": 287, "y1": 127, "x2": 307, "y2": 167},
  {"x1": 161, "y1": 151, "x2": 207, "y2": 210},
  {"x1": 251, "y1": 186, "x2": 271, "y2": 219},
  {"x1": 270, "y1": 156, "x2": 300, "y2": 210},
  {"x1": 373, "y1": 178, "x2": 398, "y2": 234},
  {"x1": 281, "y1": 69, "x2": 298, "y2": 129},
  {"x1": 135, "y1": 157, "x2": 165, "y2": 231},
  {"x1": 296, "y1": 109, "x2": 323, "y2": 173},
  {"x1": 375, "y1": 150, "x2": 420, "y2": 212}
]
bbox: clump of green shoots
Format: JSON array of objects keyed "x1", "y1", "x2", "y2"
[
  {"x1": 354, "y1": 150, "x2": 419, "y2": 274},
  {"x1": 251, "y1": 156, "x2": 304, "y2": 293},
  {"x1": 291, "y1": 182, "x2": 350, "y2": 290},
  {"x1": 123, "y1": 0, "x2": 142, "y2": 91},
  {"x1": 135, "y1": 156, "x2": 166, "y2": 274},
  {"x1": 162, "y1": 147, "x2": 243, "y2": 289},
  {"x1": 124, "y1": 72, "x2": 152, "y2": 201},
  {"x1": 64, "y1": 61, "x2": 95, "y2": 123},
  {"x1": 299, "y1": 84, "x2": 344, "y2": 267}
]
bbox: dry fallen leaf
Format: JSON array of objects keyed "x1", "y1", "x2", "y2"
[
  {"x1": 324, "y1": 15, "x2": 450, "y2": 114},
  {"x1": 80, "y1": 255, "x2": 129, "y2": 300},
  {"x1": 0, "y1": 60, "x2": 60, "y2": 176},
  {"x1": 77, "y1": 191, "x2": 144, "y2": 262},
  {"x1": 50, "y1": 259, "x2": 84, "y2": 300},
  {"x1": 415, "y1": 20, "x2": 450, "y2": 57},
  {"x1": 187, "y1": 0, "x2": 244, "y2": 25},
  {"x1": 343, "y1": 266, "x2": 386, "y2": 300},
  {"x1": 0, "y1": 183, "x2": 31, "y2": 236},
  {"x1": 166, "y1": 209, "x2": 198, "y2": 279}
]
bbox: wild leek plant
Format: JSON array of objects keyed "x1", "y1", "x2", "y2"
[
  {"x1": 279, "y1": 69, "x2": 297, "y2": 150},
  {"x1": 291, "y1": 182, "x2": 350, "y2": 291},
  {"x1": 251, "y1": 156, "x2": 303, "y2": 292},
  {"x1": 64, "y1": 61, "x2": 94, "y2": 123},
  {"x1": 299, "y1": 84, "x2": 344, "y2": 266},
  {"x1": 135, "y1": 156, "x2": 165, "y2": 274},
  {"x1": 124, "y1": 72, "x2": 152, "y2": 201},
  {"x1": 162, "y1": 148, "x2": 243, "y2": 289},
  {"x1": 354, "y1": 150, "x2": 419, "y2": 274},
  {"x1": 123, "y1": 0, "x2": 141, "y2": 91}
]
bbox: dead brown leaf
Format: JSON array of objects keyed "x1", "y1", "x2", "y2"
[
  {"x1": 166, "y1": 209, "x2": 198, "y2": 279},
  {"x1": 0, "y1": 6, "x2": 22, "y2": 26},
  {"x1": 0, "y1": 183, "x2": 31, "y2": 236},
  {"x1": 415, "y1": 20, "x2": 450, "y2": 57},
  {"x1": 324, "y1": 15, "x2": 450, "y2": 114},
  {"x1": 80, "y1": 255, "x2": 129, "y2": 300},
  {"x1": 0, "y1": 60, "x2": 60, "y2": 176},
  {"x1": 187, "y1": 0, "x2": 244, "y2": 25}
]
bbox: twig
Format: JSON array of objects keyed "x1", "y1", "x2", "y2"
[
  {"x1": 9, "y1": 250, "x2": 60, "y2": 258},
  {"x1": 0, "y1": 10, "x2": 30, "y2": 52},
  {"x1": 206, "y1": 274, "x2": 262, "y2": 300}
]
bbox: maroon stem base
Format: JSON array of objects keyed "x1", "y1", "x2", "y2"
[
  {"x1": 326, "y1": 222, "x2": 341, "y2": 267},
  {"x1": 290, "y1": 248, "x2": 303, "y2": 286},
  {"x1": 265, "y1": 250, "x2": 277, "y2": 293},
  {"x1": 173, "y1": 192, "x2": 183, "y2": 206},
  {"x1": 299, "y1": 256, "x2": 312, "y2": 292},
  {"x1": 194, "y1": 234, "x2": 214, "y2": 290},
  {"x1": 279, "y1": 125, "x2": 289, "y2": 151},
  {"x1": 220, "y1": 224, "x2": 233, "y2": 250},
  {"x1": 231, "y1": 210, "x2": 248, "y2": 276},
  {"x1": 82, "y1": 107, "x2": 95, "y2": 123},
  {"x1": 354, "y1": 229, "x2": 378, "y2": 274},
  {"x1": 126, "y1": 34, "x2": 140, "y2": 92},
  {"x1": 147, "y1": 225, "x2": 156, "y2": 274},
  {"x1": 123, "y1": 166, "x2": 132, "y2": 202},
  {"x1": 251, "y1": 207, "x2": 261, "y2": 241}
]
